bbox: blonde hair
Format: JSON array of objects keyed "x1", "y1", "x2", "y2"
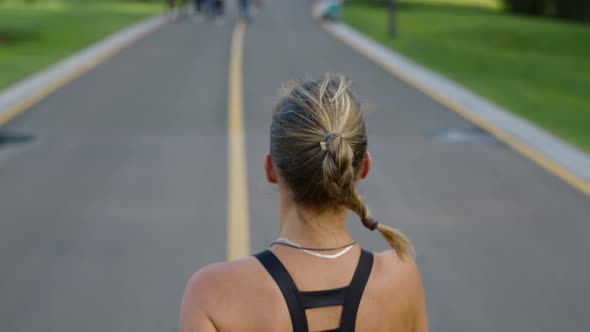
[{"x1": 270, "y1": 74, "x2": 414, "y2": 259}]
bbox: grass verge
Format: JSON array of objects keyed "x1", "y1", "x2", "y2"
[
  {"x1": 0, "y1": 0, "x2": 163, "y2": 90},
  {"x1": 343, "y1": 0, "x2": 590, "y2": 153}
]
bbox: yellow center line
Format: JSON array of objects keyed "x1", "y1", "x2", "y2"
[
  {"x1": 326, "y1": 24, "x2": 590, "y2": 198},
  {"x1": 226, "y1": 21, "x2": 250, "y2": 260}
]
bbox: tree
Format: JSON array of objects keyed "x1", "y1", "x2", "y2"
[
  {"x1": 504, "y1": 0, "x2": 590, "y2": 22},
  {"x1": 387, "y1": 0, "x2": 396, "y2": 37},
  {"x1": 555, "y1": 0, "x2": 590, "y2": 22}
]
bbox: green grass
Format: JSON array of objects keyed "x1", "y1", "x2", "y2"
[
  {"x1": 0, "y1": 0, "x2": 163, "y2": 90},
  {"x1": 343, "y1": 0, "x2": 590, "y2": 153}
]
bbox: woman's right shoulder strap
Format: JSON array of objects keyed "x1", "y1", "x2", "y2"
[{"x1": 254, "y1": 250, "x2": 309, "y2": 332}]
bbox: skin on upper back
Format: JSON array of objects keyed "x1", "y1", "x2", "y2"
[{"x1": 180, "y1": 248, "x2": 428, "y2": 332}]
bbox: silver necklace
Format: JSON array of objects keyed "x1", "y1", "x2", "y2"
[{"x1": 270, "y1": 237, "x2": 356, "y2": 259}]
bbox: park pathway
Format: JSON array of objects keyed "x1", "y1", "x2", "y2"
[{"x1": 0, "y1": 1, "x2": 589, "y2": 331}]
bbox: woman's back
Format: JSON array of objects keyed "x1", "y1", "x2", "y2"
[
  {"x1": 182, "y1": 247, "x2": 426, "y2": 332},
  {"x1": 180, "y1": 75, "x2": 428, "y2": 331}
]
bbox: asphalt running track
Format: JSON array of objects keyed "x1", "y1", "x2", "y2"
[{"x1": 0, "y1": 1, "x2": 589, "y2": 331}]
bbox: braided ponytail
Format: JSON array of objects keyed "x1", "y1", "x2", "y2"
[
  {"x1": 271, "y1": 74, "x2": 414, "y2": 259},
  {"x1": 347, "y1": 191, "x2": 414, "y2": 259}
]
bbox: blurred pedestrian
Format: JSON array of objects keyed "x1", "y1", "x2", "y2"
[
  {"x1": 193, "y1": 0, "x2": 207, "y2": 21},
  {"x1": 205, "y1": 0, "x2": 224, "y2": 25},
  {"x1": 193, "y1": 0, "x2": 205, "y2": 14},
  {"x1": 313, "y1": 0, "x2": 342, "y2": 21},
  {"x1": 167, "y1": 0, "x2": 191, "y2": 20},
  {"x1": 239, "y1": 0, "x2": 251, "y2": 21}
]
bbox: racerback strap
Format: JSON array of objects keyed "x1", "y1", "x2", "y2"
[
  {"x1": 255, "y1": 249, "x2": 374, "y2": 332},
  {"x1": 255, "y1": 250, "x2": 309, "y2": 332}
]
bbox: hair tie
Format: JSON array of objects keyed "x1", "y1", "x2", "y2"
[
  {"x1": 320, "y1": 132, "x2": 340, "y2": 150},
  {"x1": 362, "y1": 217, "x2": 379, "y2": 231}
]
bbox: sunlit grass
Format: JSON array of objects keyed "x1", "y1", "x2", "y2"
[
  {"x1": 343, "y1": 0, "x2": 590, "y2": 153},
  {"x1": 0, "y1": 1, "x2": 162, "y2": 89},
  {"x1": 0, "y1": 0, "x2": 70, "y2": 12},
  {"x1": 0, "y1": 0, "x2": 164, "y2": 12},
  {"x1": 400, "y1": 0, "x2": 503, "y2": 10}
]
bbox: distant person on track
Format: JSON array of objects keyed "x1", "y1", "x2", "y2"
[
  {"x1": 210, "y1": 0, "x2": 225, "y2": 24},
  {"x1": 180, "y1": 74, "x2": 429, "y2": 332},
  {"x1": 167, "y1": 0, "x2": 190, "y2": 20},
  {"x1": 238, "y1": 0, "x2": 251, "y2": 21},
  {"x1": 192, "y1": 0, "x2": 208, "y2": 21},
  {"x1": 193, "y1": 0, "x2": 206, "y2": 15},
  {"x1": 313, "y1": 0, "x2": 343, "y2": 21}
]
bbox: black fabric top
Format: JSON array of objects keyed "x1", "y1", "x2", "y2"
[{"x1": 254, "y1": 249, "x2": 374, "y2": 332}]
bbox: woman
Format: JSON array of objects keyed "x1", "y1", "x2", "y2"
[{"x1": 180, "y1": 75, "x2": 429, "y2": 332}]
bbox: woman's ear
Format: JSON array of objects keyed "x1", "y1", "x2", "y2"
[
  {"x1": 265, "y1": 154, "x2": 278, "y2": 184},
  {"x1": 358, "y1": 151, "x2": 372, "y2": 179}
]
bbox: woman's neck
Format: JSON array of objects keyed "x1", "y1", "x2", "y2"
[{"x1": 278, "y1": 197, "x2": 353, "y2": 249}]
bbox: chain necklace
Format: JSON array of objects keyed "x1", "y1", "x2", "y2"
[{"x1": 270, "y1": 237, "x2": 356, "y2": 259}]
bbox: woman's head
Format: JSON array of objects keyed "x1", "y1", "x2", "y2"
[{"x1": 267, "y1": 74, "x2": 414, "y2": 259}]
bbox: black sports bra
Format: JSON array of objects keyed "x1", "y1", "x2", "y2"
[{"x1": 254, "y1": 249, "x2": 374, "y2": 332}]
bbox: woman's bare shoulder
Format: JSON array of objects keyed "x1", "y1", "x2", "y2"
[
  {"x1": 184, "y1": 257, "x2": 266, "y2": 306},
  {"x1": 375, "y1": 249, "x2": 419, "y2": 270},
  {"x1": 374, "y1": 250, "x2": 429, "y2": 331},
  {"x1": 181, "y1": 257, "x2": 269, "y2": 331},
  {"x1": 373, "y1": 249, "x2": 424, "y2": 295}
]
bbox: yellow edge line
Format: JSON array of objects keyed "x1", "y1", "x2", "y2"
[
  {"x1": 227, "y1": 22, "x2": 250, "y2": 260},
  {"x1": 325, "y1": 24, "x2": 590, "y2": 198},
  {"x1": 0, "y1": 21, "x2": 162, "y2": 127}
]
